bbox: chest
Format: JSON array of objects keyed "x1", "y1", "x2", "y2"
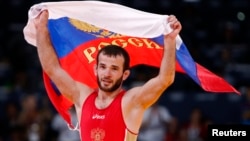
[
  {"x1": 95, "y1": 98, "x2": 113, "y2": 109},
  {"x1": 80, "y1": 97, "x2": 126, "y2": 141}
]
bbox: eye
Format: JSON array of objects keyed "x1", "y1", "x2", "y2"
[
  {"x1": 99, "y1": 64, "x2": 106, "y2": 69},
  {"x1": 111, "y1": 66, "x2": 119, "y2": 71}
]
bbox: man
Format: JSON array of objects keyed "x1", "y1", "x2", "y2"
[{"x1": 34, "y1": 10, "x2": 182, "y2": 141}]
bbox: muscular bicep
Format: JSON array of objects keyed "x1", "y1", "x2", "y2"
[
  {"x1": 126, "y1": 76, "x2": 172, "y2": 110},
  {"x1": 47, "y1": 68, "x2": 88, "y2": 103}
]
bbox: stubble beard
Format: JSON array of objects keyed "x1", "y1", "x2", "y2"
[{"x1": 97, "y1": 75, "x2": 123, "y2": 92}]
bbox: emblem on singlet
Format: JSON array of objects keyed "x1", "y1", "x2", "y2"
[{"x1": 91, "y1": 128, "x2": 105, "y2": 141}]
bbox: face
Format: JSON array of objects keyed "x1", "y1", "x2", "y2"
[{"x1": 96, "y1": 53, "x2": 129, "y2": 92}]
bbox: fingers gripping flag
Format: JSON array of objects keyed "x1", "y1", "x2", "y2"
[{"x1": 23, "y1": 1, "x2": 240, "y2": 127}]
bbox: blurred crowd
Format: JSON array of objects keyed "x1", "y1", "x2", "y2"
[{"x1": 0, "y1": 0, "x2": 250, "y2": 141}]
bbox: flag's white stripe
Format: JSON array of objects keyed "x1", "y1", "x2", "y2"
[
  {"x1": 23, "y1": 1, "x2": 174, "y2": 46},
  {"x1": 176, "y1": 36, "x2": 183, "y2": 50}
]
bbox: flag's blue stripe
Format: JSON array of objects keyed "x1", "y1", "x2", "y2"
[
  {"x1": 151, "y1": 36, "x2": 200, "y2": 85},
  {"x1": 151, "y1": 35, "x2": 164, "y2": 46},
  {"x1": 48, "y1": 17, "x2": 97, "y2": 58},
  {"x1": 177, "y1": 43, "x2": 200, "y2": 84}
]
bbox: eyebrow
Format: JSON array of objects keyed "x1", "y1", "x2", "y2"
[{"x1": 99, "y1": 63, "x2": 120, "y2": 69}]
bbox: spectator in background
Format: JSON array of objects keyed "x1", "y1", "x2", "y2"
[
  {"x1": 18, "y1": 94, "x2": 40, "y2": 141},
  {"x1": 180, "y1": 107, "x2": 206, "y2": 141},
  {"x1": 176, "y1": 128, "x2": 188, "y2": 141},
  {"x1": 165, "y1": 117, "x2": 180, "y2": 141},
  {"x1": 0, "y1": 101, "x2": 26, "y2": 141},
  {"x1": 137, "y1": 102, "x2": 173, "y2": 141}
]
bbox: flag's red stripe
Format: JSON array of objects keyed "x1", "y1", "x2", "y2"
[
  {"x1": 43, "y1": 72, "x2": 73, "y2": 124},
  {"x1": 196, "y1": 64, "x2": 240, "y2": 94}
]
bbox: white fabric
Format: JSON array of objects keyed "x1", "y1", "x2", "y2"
[{"x1": 23, "y1": 0, "x2": 176, "y2": 47}]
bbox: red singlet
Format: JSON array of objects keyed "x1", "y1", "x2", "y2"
[{"x1": 80, "y1": 90, "x2": 136, "y2": 141}]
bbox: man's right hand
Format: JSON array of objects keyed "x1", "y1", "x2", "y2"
[
  {"x1": 34, "y1": 10, "x2": 50, "y2": 47},
  {"x1": 34, "y1": 10, "x2": 49, "y2": 29},
  {"x1": 165, "y1": 15, "x2": 182, "y2": 40}
]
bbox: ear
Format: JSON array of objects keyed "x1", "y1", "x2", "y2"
[
  {"x1": 122, "y1": 70, "x2": 130, "y2": 81},
  {"x1": 93, "y1": 64, "x2": 97, "y2": 76}
]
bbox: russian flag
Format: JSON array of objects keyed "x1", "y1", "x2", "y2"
[{"x1": 23, "y1": 1, "x2": 240, "y2": 127}]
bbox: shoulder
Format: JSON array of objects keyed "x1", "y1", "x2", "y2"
[
  {"x1": 74, "y1": 82, "x2": 95, "y2": 107},
  {"x1": 123, "y1": 86, "x2": 141, "y2": 96},
  {"x1": 122, "y1": 86, "x2": 144, "y2": 110}
]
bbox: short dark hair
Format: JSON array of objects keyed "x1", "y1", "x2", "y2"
[{"x1": 97, "y1": 45, "x2": 130, "y2": 71}]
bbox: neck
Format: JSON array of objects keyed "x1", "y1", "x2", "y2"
[
  {"x1": 97, "y1": 87, "x2": 123, "y2": 100},
  {"x1": 95, "y1": 88, "x2": 123, "y2": 109}
]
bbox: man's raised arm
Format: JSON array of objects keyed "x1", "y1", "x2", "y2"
[
  {"x1": 129, "y1": 15, "x2": 182, "y2": 109},
  {"x1": 34, "y1": 10, "x2": 84, "y2": 102}
]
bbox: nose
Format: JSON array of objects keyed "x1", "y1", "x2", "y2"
[{"x1": 103, "y1": 68, "x2": 112, "y2": 77}]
